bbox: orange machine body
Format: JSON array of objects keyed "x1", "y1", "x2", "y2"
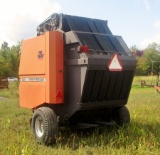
[{"x1": 19, "y1": 31, "x2": 64, "y2": 109}]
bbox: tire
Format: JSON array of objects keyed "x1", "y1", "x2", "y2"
[
  {"x1": 112, "y1": 106, "x2": 130, "y2": 127},
  {"x1": 31, "y1": 107, "x2": 58, "y2": 145}
]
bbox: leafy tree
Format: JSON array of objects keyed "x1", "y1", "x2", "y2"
[
  {"x1": 0, "y1": 42, "x2": 21, "y2": 77},
  {"x1": 8, "y1": 42, "x2": 21, "y2": 77},
  {"x1": 0, "y1": 42, "x2": 10, "y2": 76},
  {"x1": 130, "y1": 45, "x2": 138, "y2": 53},
  {"x1": 133, "y1": 42, "x2": 160, "y2": 75},
  {"x1": 146, "y1": 43, "x2": 160, "y2": 74},
  {"x1": 135, "y1": 54, "x2": 148, "y2": 75}
]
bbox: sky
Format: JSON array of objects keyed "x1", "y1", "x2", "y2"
[{"x1": 0, "y1": 0, "x2": 160, "y2": 49}]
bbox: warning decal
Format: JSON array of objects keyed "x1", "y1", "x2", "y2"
[{"x1": 108, "y1": 54, "x2": 123, "y2": 71}]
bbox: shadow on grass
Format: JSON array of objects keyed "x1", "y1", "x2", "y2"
[{"x1": 47, "y1": 120, "x2": 160, "y2": 150}]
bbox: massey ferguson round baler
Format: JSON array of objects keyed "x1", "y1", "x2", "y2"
[{"x1": 19, "y1": 13, "x2": 137, "y2": 144}]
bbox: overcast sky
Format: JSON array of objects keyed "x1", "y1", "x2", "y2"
[{"x1": 0, "y1": 0, "x2": 160, "y2": 49}]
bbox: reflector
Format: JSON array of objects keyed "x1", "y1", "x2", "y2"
[
  {"x1": 108, "y1": 54, "x2": 123, "y2": 71},
  {"x1": 78, "y1": 45, "x2": 89, "y2": 53},
  {"x1": 56, "y1": 90, "x2": 62, "y2": 98},
  {"x1": 83, "y1": 45, "x2": 89, "y2": 53}
]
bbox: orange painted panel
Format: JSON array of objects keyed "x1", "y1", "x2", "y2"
[
  {"x1": 19, "y1": 83, "x2": 45, "y2": 109},
  {"x1": 19, "y1": 35, "x2": 46, "y2": 75},
  {"x1": 45, "y1": 31, "x2": 64, "y2": 103},
  {"x1": 19, "y1": 31, "x2": 64, "y2": 109}
]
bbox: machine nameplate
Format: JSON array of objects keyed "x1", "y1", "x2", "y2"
[{"x1": 20, "y1": 78, "x2": 46, "y2": 82}]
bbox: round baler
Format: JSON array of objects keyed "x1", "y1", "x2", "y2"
[{"x1": 19, "y1": 13, "x2": 136, "y2": 144}]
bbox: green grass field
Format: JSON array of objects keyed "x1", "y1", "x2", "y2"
[{"x1": 0, "y1": 77, "x2": 160, "y2": 155}]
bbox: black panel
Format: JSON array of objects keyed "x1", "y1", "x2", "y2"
[
  {"x1": 90, "y1": 70, "x2": 103, "y2": 101},
  {"x1": 101, "y1": 20, "x2": 112, "y2": 34},
  {"x1": 81, "y1": 70, "x2": 95, "y2": 102},
  {"x1": 119, "y1": 71, "x2": 133, "y2": 99},
  {"x1": 87, "y1": 19, "x2": 99, "y2": 33},
  {"x1": 105, "y1": 72, "x2": 118, "y2": 100},
  {"x1": 65, "y1": 15, "x2": 77, "y2": 31},
  {"x1": 87, "y1": 34, "x2": 102, "y2": 51},
  {"x1": 94, "y1": 34, "x2": 107, "y2": 51},
  {"x1": 71, "y1": 16, "x2": 85, "y2": 31},
  {"x1": 76, "y1": 33, "x2": 86, "y2": 45},
  {"x1": 76, "y1": 33, "x2": 99, "y2": 50},
  {"x1": 116, "y1": 36, "x2": 131, "y2": 54},
  {"x1": 73, "y1": 16, "x2": 91, "y2": 32},
  {"x1": 98, "y1": 71, "x2": 111, "y2": 101},
  {"x1": 81, "y1": 70, "x2": 134, "y2": 103},
  {"x1": 100, "y1": 35, "x2": 116, "y2": 52},
  {"x1": 111, "y1": 71, "x2": 125, "y2": 100},
  {"x1": 125, "y1": 71, "x2": 134, "y2": 99},
  {"x1": 108, "y1": 36, "x2": 124, "y2": 53},
  {"x1": 62, "y1": 15, "x2": 71, "y2": 32},
  {"x1": 64, "y1": 15, "x2": 112, "y2": 34},
  {"x1": 36, "y1": 13, "x2": 113, "y2": 36},
  {"x1": 37, "y1": 13, "x2": 130, "y2": 54},
  {"x1": 76, "y1": 33, "x2": 103, "y2": 51},
  {"x1": 94, "y1": 19, "x2": 107, "y2": 34},
  {"x1": 75, "y1": 33, "x2": 119, "y2": 52}
]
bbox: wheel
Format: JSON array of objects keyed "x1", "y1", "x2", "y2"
[
  {"x1": 112, "y1": 106, "x2": 130, "y2": 126},
  {"x1": 31, "y1": 107, "x2": 58, "y2": 145}
]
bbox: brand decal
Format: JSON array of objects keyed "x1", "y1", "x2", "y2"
[
  {"x1": 38, "y1": 51, "x2": 44, "y2": 60},
  {"x1": 20, "y1": 78, "x2": 46, "y2": 82}
]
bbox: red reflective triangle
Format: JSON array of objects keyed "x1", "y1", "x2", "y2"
[
  {"x1": 108, "y1": 54, "x2": 123, "y2": 71},
  {"x1": 56, "y1": 90, "x2": 62, "y2": 98}
]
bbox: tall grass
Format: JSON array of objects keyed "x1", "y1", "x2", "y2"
[
  {"x1": 0, "y1": 82, "x2": 19, "y2": 98},
  {"x1": 132, "y1": 75, "x2": 158, "y2": 86},
  {"x1": 0, "y1": 79, "x2": 160, "y2": 155}
]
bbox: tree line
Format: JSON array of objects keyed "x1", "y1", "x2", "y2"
[{"x1": 0, "y1": 41, "x2": 160, "y2": 77}]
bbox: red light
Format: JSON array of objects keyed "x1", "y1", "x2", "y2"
[
  {"x1": 78, "y1": 45, "x2": 89, "y2": 53},
  {"x1": 80, "y1": 46, "x2": 84, "y2": 52},
  {"x1": 84, "y1": 45, "x2": 89, "y2": 53}
]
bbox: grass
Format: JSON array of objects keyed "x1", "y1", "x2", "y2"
[
  {"x1": 132, "y1": 75, "x2": 158, "y2": 86},
  {"x1": 0, "y1": 78, "x2": 160, "y2": 155}
]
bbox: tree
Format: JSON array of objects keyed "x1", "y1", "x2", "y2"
[
  {"x1": 0, "y1": 42, "x2": 21, "y2": 77},
  {"x1": 0, "y1": 42, "x2": 10, "y2": 76},
  {"x1": 133, "y1": 42, "x2": 160, "y2": 75},
  {"x1": 130, "y1": 45, "x2": 138, "y2": 53},
  {"x1": 145, "y1": 43, "x2": 160, "y2": 74},
  {"x1": 8, "y1": 42, "x2": 21, "y2": 76}
]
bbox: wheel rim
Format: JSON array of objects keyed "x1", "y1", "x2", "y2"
[{"x1": 35, "y1": 116, "x2": 44, "y2": 137}]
